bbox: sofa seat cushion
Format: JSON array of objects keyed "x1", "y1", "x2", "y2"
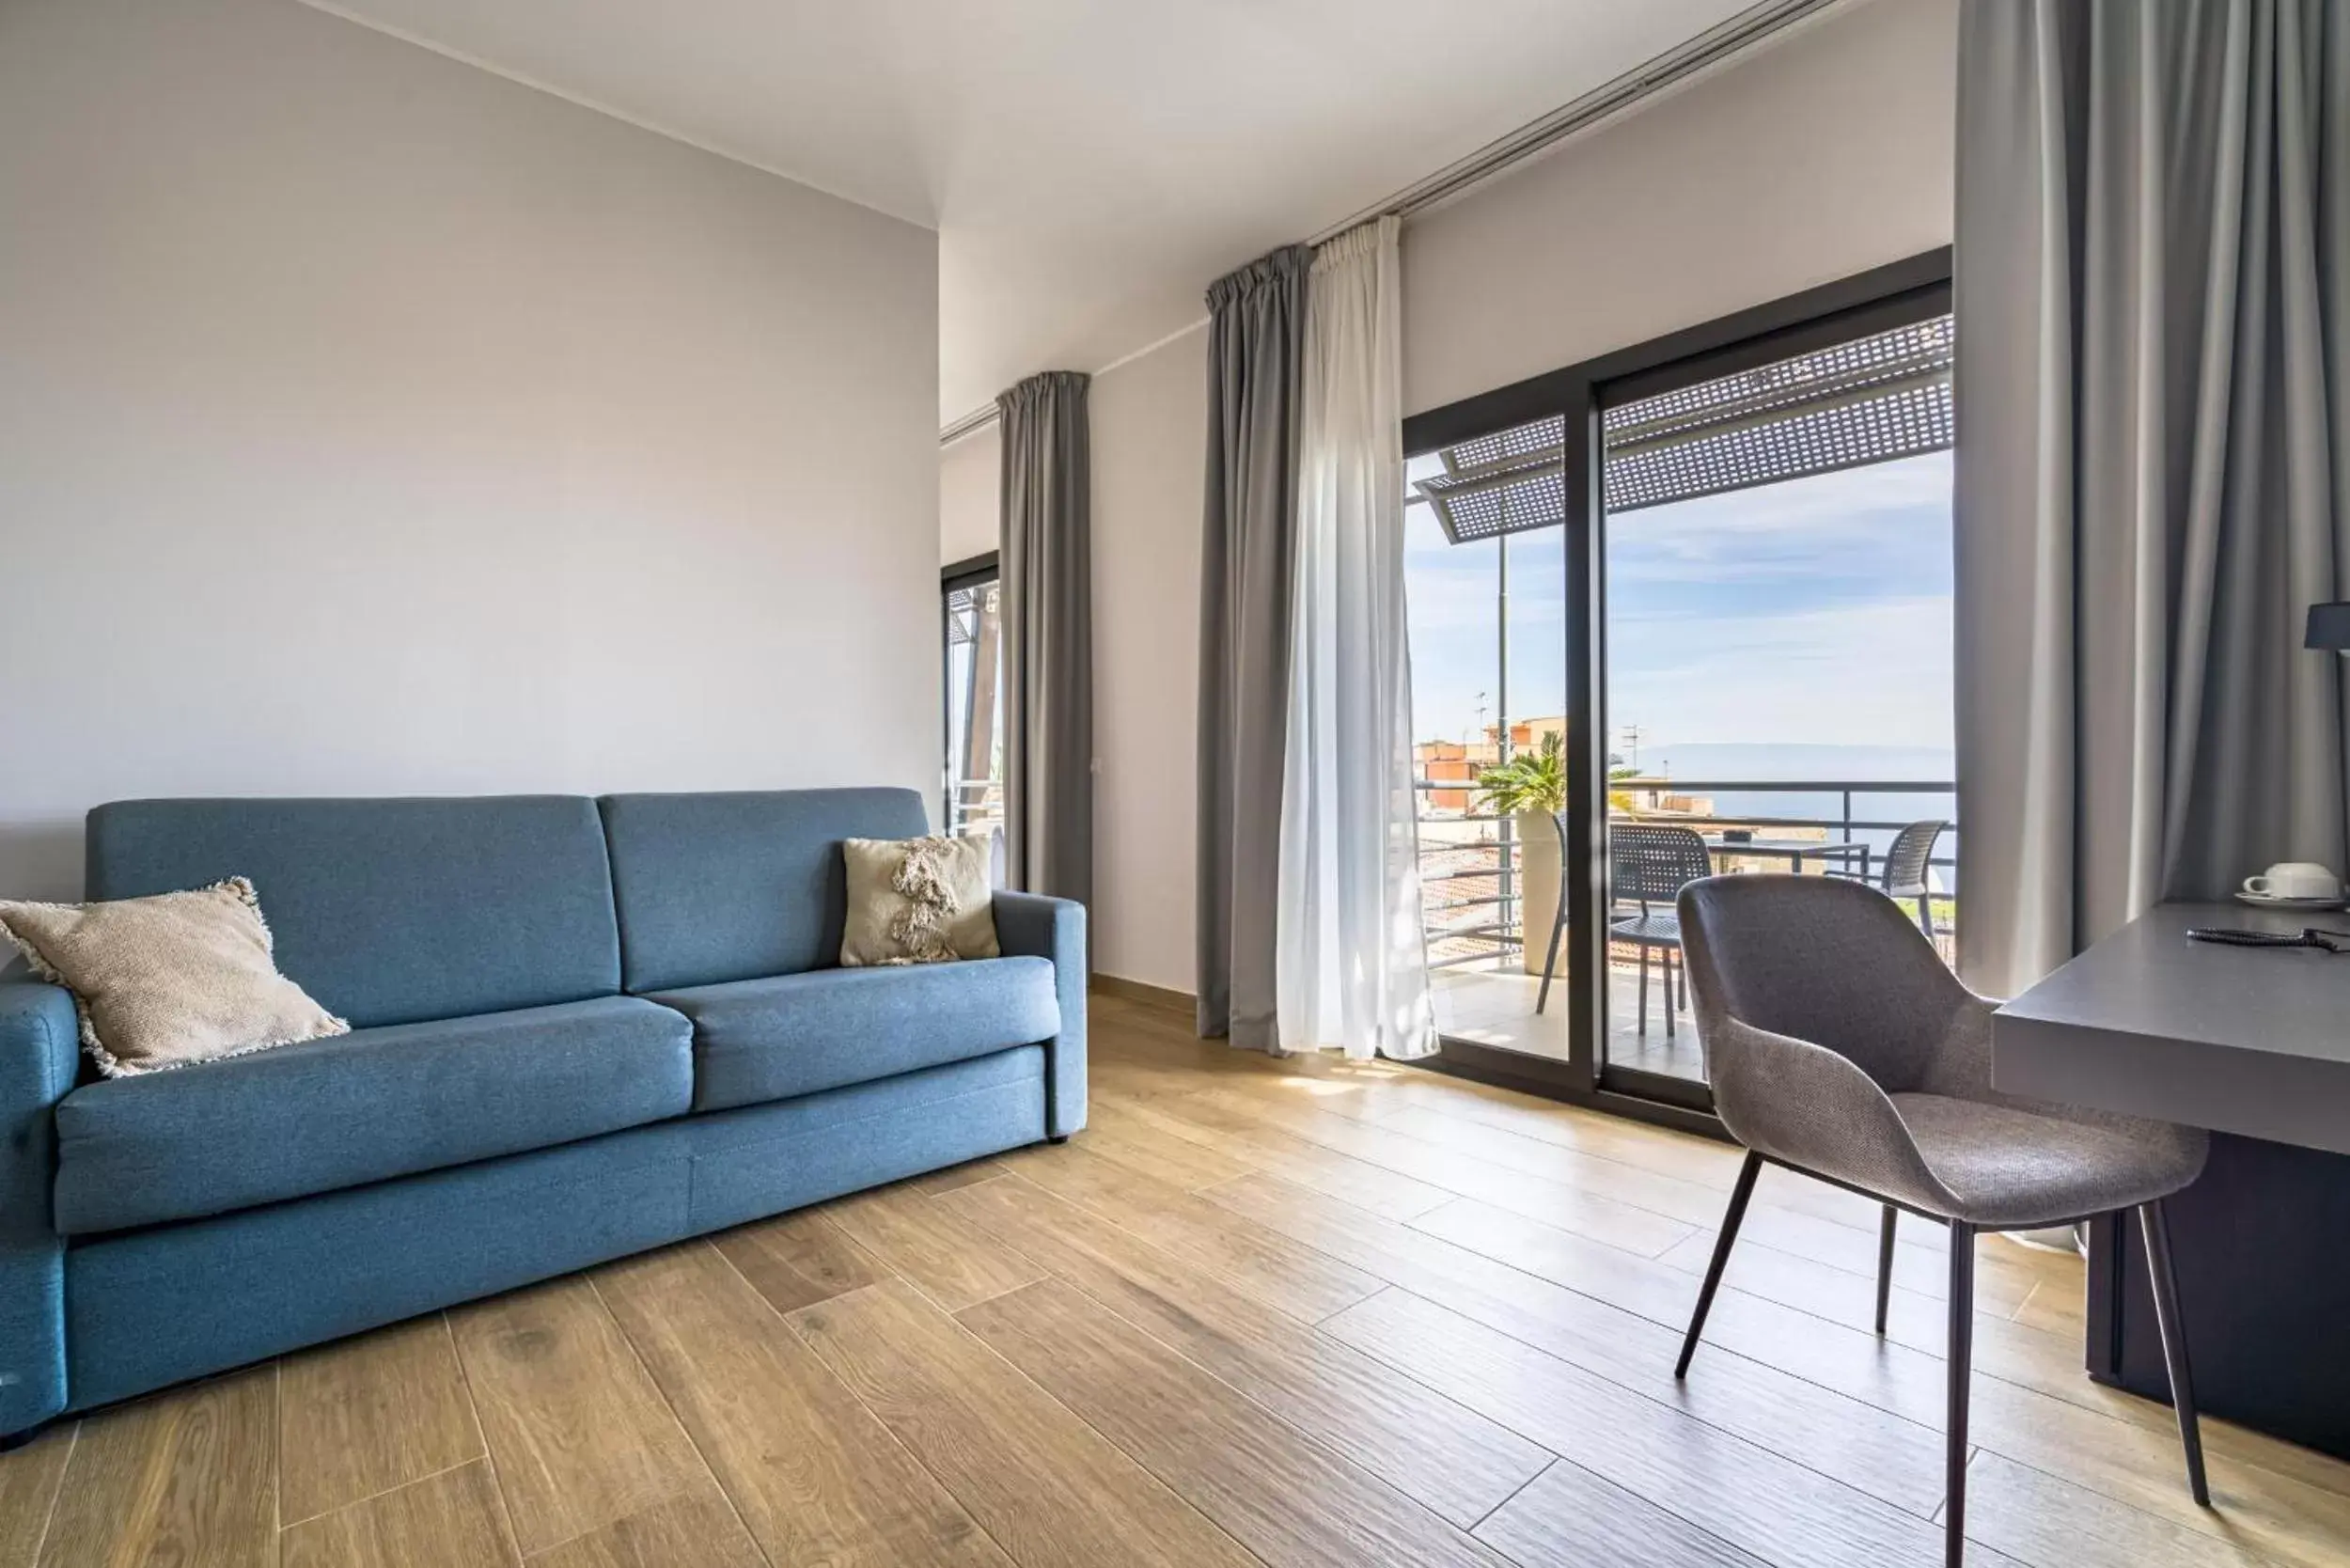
[
  {"x1": 650, "y1": 957, "x2": 1059, "y2": 1112},
  {"x1": 53, "y1": 996, "x2": 694, "y2": 1236}
]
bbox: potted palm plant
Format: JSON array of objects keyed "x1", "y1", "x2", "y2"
[{"x1": 1474, "y1": 731, "x2": 1565, "y2": 977}]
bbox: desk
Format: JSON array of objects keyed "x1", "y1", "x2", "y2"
[
  {"x1": 1995, "y1": 902, "x2": 2350, "y2": 1459},
  {"x1": 1993, "y1": 902, "x2": 2350, "y2": 1152}
]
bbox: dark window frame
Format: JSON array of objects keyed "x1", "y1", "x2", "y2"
[
  {"x1": 1399, "y1": 246, "x2": 1953, "y2": 1135},
  {"x1": 941, "y1": 551, "x2": 1001, "y2": 835}
]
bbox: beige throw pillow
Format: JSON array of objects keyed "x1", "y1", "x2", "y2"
[
  {"x1": 839, "y1": 835, "x2": 1000, "y2": 966},
  {"x1": 0, "y1": 877, "x2": 349, "y2": 1076}
]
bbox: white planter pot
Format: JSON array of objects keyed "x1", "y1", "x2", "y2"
[{"x1": 1514, "y1": 810, "x2": 1563, "y2": 977}]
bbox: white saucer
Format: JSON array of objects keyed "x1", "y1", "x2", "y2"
[{"x1": 2233, "y1": 890, "x2": 2345, "y2": 911}]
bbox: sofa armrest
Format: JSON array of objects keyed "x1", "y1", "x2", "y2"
[
  {"x1": 0, "y1": 981, "x2": 78, "y2": 1436},
  {"x1": 993, "y1": 893, "x2": 1087, "y2": 1138}
]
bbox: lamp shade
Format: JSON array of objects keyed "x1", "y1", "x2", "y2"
[{"x1": 2306, "y1": 602, "x2": 2350, "y2": 651}]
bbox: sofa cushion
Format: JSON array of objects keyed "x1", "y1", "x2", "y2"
[
  {"x1": 53, "y1": 996, "x2": 693, "y2": 1235},
  {"x1": 650, "y1": 957, "x2": 1059, "y2": 1112},
  {"x1": 838, "y1": 835, "x2": 1000, "y2": 966},
  {"x1": 86, "y1": 797, "x2": 621, "y2": 1028},
  {"x1": 0, "y1": 877, "x2": 349, "y2": 1076},
  {"x1": 600, "y1": 789, "x2": 929, "y2": 993}
]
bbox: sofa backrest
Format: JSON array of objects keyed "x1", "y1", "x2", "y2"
[
  {"x1": 85, "y1": 796, "x2": 621, "y2": 1028},
  {"x1": 599, "y1": 788, "x2": 928, "y2": 992}
]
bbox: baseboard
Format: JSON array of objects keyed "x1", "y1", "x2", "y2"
[{"x1": 1089, "y1": 973, "x2": 1196, "y2": 1019}]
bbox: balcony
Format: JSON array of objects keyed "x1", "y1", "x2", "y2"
[
  {"x1": 1419, "y1": 778, "x2": 1957, "y2": 1082},
  {"x1": 948, "y1": 776, "x2": 1005, "y2": 839}
]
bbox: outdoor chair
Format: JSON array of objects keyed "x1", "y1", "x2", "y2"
[
  {"x1": 1882, "y1": 817, "x2": 1947, "y2": 934},
  {"x1": 1673, "y1": 873, "x2": 2212, "y2": 1568},
  {"x1": 1543, "y1": 822, "x2": 1714, "y2": 1033}
]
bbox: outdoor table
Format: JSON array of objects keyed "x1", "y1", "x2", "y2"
[{"x1": 1700, "y1": 836, "x2": 1871, "y2": 879}]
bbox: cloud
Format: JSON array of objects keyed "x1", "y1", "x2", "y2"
[
  {"x1": 1607, "y1": 453, "x2": 1952, "y2": 593},
  {"x1": 1612, "y1": 593, "x2": 1955, "y2": 751},
  {"x1": 1402, "y1": 452, "x2": 1955, "y2": 749}
]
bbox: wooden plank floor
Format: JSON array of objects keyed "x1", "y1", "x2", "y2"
[{"x1": 7, "y1": 991, "x2": 2349, "y2": 1567}]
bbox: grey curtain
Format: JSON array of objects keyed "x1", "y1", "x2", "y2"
[
  {"x1": 1955, "y1": 0, "x2": 2350, "y2": 998},
  {"x1": 998, "y1": 370, "x2": 1092, "y2": 908},
  {"x1": 1198, "y1": 246, "x2": 1311, "y2": 1046}
]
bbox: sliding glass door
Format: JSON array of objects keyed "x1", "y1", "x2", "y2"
[{"x1": 1399, "y1": 251, "x2": 1954, "y2": 1125}]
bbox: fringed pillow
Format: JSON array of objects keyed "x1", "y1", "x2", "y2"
[
  {"x1": 838, "y1": 836, "x2": 999, "y2": 966},
  {"x1": 0, "y1": 877, "x2": 349, "y2": 1076}
]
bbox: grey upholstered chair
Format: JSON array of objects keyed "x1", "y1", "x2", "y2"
[{"x1": 1673, "y1": 874, "x2": 2211, "y2": 1568}]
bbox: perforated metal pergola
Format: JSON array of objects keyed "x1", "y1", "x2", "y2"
[{"x1": 1415, "y1": 312, "x2": 1955, "y2": 543}]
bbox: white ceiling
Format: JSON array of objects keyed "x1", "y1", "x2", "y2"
[{"x1": 306, "y1": 0, "x2": 1759, "y2": 425}]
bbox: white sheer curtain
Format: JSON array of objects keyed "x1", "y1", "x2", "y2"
[{"x1": 1275, "y1": 216, "x2": 1437, "y2": 1059}]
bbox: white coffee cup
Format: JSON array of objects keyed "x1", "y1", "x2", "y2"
[{"x1": 2243, "y1": 862, "x2": 2342, "y2": 900}]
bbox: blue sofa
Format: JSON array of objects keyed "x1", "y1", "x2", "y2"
[{"x1": 0, "y1": 789, "x2": 1085, "y2": 1441}]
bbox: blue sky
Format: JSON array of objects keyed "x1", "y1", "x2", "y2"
[{"x1": 1402, "y1": 449, "x2": 1954, "y2": 761}]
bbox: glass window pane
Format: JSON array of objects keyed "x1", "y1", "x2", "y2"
[
  {"x1": 944, "y1": 577, "x2": 1003, "y2": 838},
  {"x1": 1601, "y1": 321, "x2": 1958, "y2": 1086},
  {"x1": 1406, "y1": 414, "x2": 1572, "y2": 1062}
]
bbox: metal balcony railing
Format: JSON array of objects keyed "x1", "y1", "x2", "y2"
[
  {"x1": 948, "y1": 777, "x2": 1005, "y2": 837},
  {"x1": 1417, "y1": 777, "x2": 1959, "y2": 971}
]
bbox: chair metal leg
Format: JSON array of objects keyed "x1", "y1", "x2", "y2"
[
  {"x1": 1675, "y1": 1150, "x2": 1762, "y2": 1378},
  {"x1": 1536, "y1": 906, "x2": 1566, "y2": 1014},
  {"x1": 1875, "y1": 1205, "x2": 1897, "y2": 1335},
  {"x1": 1916, "y1": 893, "x2": 1934, "y2": 935},
  {"x1": 2138, "y1": 1200, "x2": 2212, "y2": 1506},
  {"x1": 1946, "y1": 1220, "x2": 1974, "y2": 1568},
  {"x1": 1663, "y1": 949, "x2": 1676, "y2": 1038},
  {"x1": 1636, "y1": 945, "x2": 1650, "y2": 1034}
]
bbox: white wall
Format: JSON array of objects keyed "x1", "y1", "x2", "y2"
[
  {"x1": 1402, "y1": 0, "x2": 1957, "y2": 415},
  {"x1": 1067, "y1": 0, "x2": 1954, "y2": 997},
  {"x1": 939, "y1": 424, "x2": 1000, "y2": 565},
  {"x1": 1089, "y1": 325, "x2": 1208, "y2": 992},
  {"x1": 0, "y1": 0, "x2": 939, "y2": 900}
]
